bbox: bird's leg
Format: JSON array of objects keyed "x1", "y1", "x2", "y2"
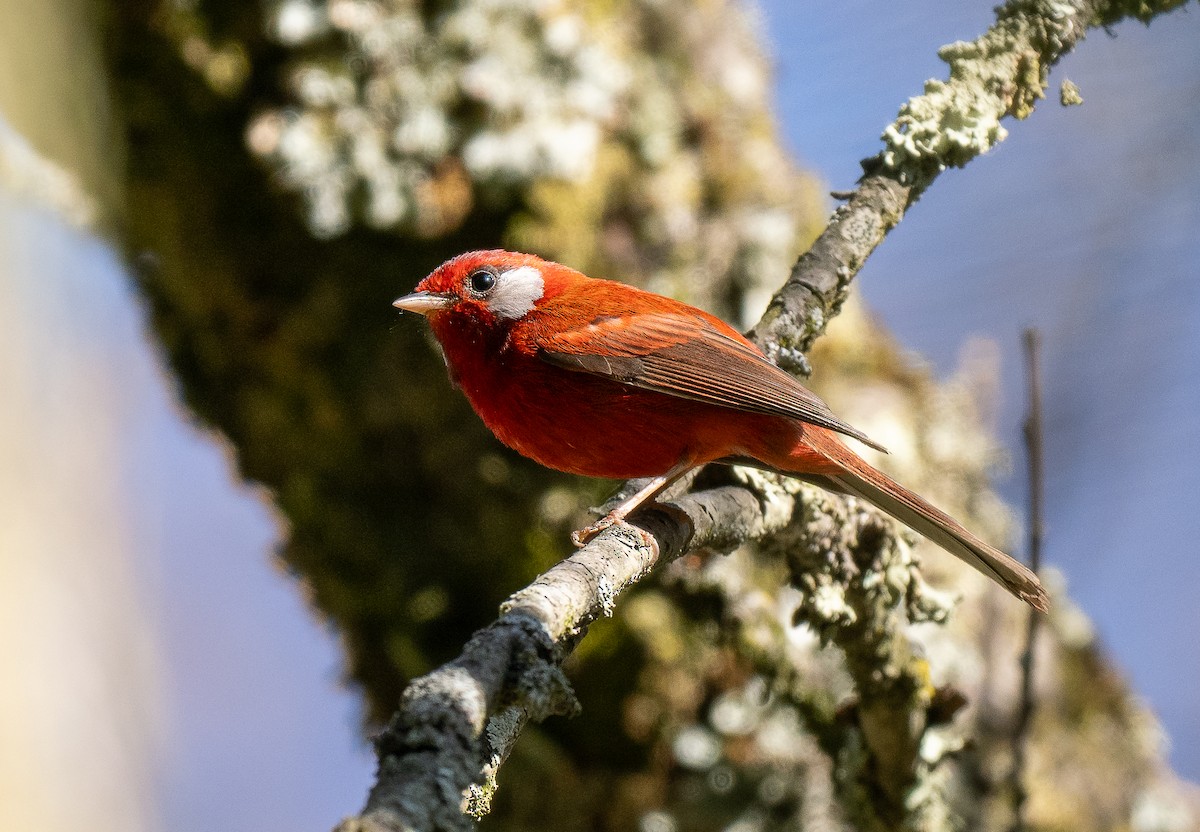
[{"x1": 571, "y1": 462, "x2": 695, "y2": 547}]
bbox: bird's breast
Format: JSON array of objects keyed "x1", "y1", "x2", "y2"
[
  {"x1": 436, "y1": 324, "x2": 842, "y2": 480},
  {"x1": 441, "y1": 341, "x2": 697, "y2": 477}
]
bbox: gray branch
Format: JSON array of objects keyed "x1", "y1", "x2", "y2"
[
  {"x1": 749, "y1": 0, "x2": 1191, "y2": 369},
  {"x1": 336, "y1": 0, "x2": 1192, "y2": 829},
  {"x1": 781, "y1": 488, "x2": 954, "y2": 831},
  {"x1": 337, "y1": 483, "x2": 803, "y2": 832}
]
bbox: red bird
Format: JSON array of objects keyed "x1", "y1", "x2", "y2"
[{"x1": 395, "y1": 250, "x2": 1047, "y2": 611}]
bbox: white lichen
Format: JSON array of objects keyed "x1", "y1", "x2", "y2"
[
  {"x1": 881, "y1": 79, "x2": 1009, "y2": 177},
  {"x1": 250, "y1": 0, "x2": 629, "y2": 236}
]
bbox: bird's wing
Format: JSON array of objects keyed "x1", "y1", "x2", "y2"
[{"x1": 536, "y1": 310, "x2": 886, "y2": 452}]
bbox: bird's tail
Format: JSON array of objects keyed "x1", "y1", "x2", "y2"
[{"x1": 807, "y1": 438, "x2": 1048, "y2": 611}]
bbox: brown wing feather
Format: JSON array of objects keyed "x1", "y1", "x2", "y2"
[{"x1": 537, "y1": 311, "x2": 887, "y2": 452}]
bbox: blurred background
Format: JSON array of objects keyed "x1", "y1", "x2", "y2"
[{"x1": 0, "y1": 1, "x2": 1196, "y2": 831}]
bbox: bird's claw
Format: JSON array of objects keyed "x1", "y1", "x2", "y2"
[
  {"x1": 571, "y1": 514, "x2": 617, "y2": 547},
  {"x1": 571, "y1": 514, "x2": 659, "y2": 556}
]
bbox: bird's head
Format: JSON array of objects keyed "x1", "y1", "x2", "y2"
[{"x1": 394, "y1": 250, "x2": 559, "y2": 334}]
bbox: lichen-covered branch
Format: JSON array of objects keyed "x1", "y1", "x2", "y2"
[
  {"x1": 749, "y1": 176, "x2": 910, "y2": 373},
  {"x1": 749, "y1": 0, "x2": 1192, "y2": 372},
  {"x1": 782, "y1": 489, "x2": 953, "y2": 832},
  {"x1": 337, "y1": 482, "x2": 804, "y2": 832},
  {"x1": 338, "y1": 1, "x2": 1192, "y2": 829}
]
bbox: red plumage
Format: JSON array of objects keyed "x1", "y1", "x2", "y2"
[{"x1": 396, "y1": 250, "x2": 1047, "y2": 611}]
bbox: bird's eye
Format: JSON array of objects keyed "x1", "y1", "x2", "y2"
[{"x1": 468, "y1": 269, "x2": 496, "y2": 294}]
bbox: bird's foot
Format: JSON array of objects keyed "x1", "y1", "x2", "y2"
[
  {"x1": 572, "y1": 466, "x2": 693, "y2": 548},
  {"x1": 571, "y1": 514, "x2": 618, "y2": 547},
  {"x1": 571, "y1": 514, "x2": 659, "y2": 556}
]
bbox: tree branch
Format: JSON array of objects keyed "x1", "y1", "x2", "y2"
[
  {"x1": 784, "y1": 491, "x2": 948, "y2": 831},
  {"x1": 337, "y1": 1, "x2": 1191, "y2": 829},
  {"x1": 750, "y1": 0, "x2": 1190, "y2": 369},
  {"x1": 338, "y1": 482, "x2": 805, "y2": 832}
]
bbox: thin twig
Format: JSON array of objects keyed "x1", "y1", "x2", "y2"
[
  {"x1": 1010, "y1": 328, "x2": 1046, "y2": 831},
  {"x1": 1023, "y1": 329, "x2": 1046, "y2": 577}
]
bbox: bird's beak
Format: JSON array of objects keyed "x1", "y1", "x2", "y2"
[{"x1": 393, "y1": 291, "x2": 454, "y2": 316}]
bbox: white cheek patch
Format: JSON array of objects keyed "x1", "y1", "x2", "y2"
[{"x1": 486, "y1": 265, "x2": 545, "y2": 320}]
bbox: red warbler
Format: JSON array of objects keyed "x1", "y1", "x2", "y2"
[{"x1": 395, "y1": 250, "x2": 1046, "y2": 610}]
